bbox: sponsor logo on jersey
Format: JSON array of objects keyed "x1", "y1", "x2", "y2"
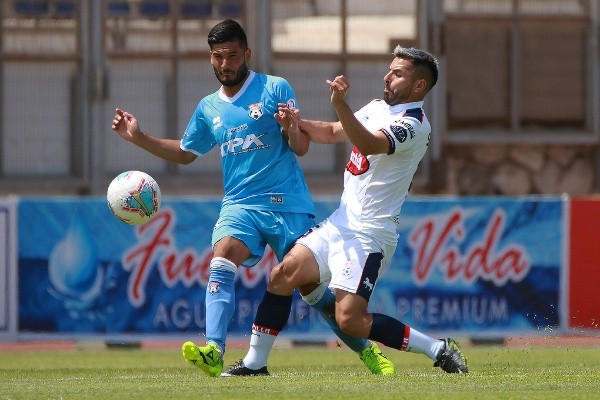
[
  {"x1": 248, "y1": 102, "x2": 264, "y2": 120},
  {"x1": 402, "y1": 121, "x2": 415, "y2": 138},
  {"x1": 226, "y1": 123, "x2": 248, "y2": 136},
  {"x1": 346, "y1": 146, "x2": 369, "y2": 175},
  {"x1": 220, "y1": 133, "x2": 270, "y2": 156},
  {"x1": 390, "y1": 124, "x2": 408, "y2": 143}
]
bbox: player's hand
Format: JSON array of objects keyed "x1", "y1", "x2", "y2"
[
  {"x1": 326, "y1": 75, "x2": 349, "y2": 105},
  {"x1": 274, "y1": 103, "x2": 301, "y2": 135},
  {"x1": 275, "y1": 103, "x2": 309, "y2": 155},
  {"x1": 111, "y1": 108, "x2": 142, "y2": 143}
]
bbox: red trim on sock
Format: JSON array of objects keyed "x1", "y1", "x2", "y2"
[
  {"x1": 252, "y1": 323, "x2": 280, "y2": 336},
  {"x1": 400, "y1": 326, "x2": 411, "y2": 350}
]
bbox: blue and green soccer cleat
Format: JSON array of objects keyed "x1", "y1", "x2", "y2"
[
  {"x1": 182, "y1": 341, "x2": 223, "y2": 377},
  {"x1": 360, "y1": 341, "x2": 395, "y2": 375}
]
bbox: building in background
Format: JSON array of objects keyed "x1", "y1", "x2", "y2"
[{"x1": 0, "y1": 0, "x2": 598, "y2": 196}]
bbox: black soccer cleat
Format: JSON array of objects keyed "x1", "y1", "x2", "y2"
[
  {"x1": 220, "y1": 359, "x2": 270, "y2": 377},
  {"x1": 433, "y1": 338, "x2": 469, "y2": 373}
]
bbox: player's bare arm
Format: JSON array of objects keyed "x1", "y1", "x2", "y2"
[
  {"x1": 297, "y1": 117, "x2": 347, "y2": 144},
  {"x1": 275, "y1": 104, "x2": 309, "y2": 156},
  {"x1": 273, "y1": 101, "x2": 346, "y2": 144},
  {"x1": 327, "y1": 76, "x2": 390, "y2": 156},
  {"x1": 111, "y1": 108, "x2": 196, "y2": 165}
]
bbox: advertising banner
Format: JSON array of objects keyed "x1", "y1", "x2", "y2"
[
  {"x1": 17, "y1": 197, "x2": 563, "y2": 338},
  {"x1": 371, "y1": 197, "x2": 563, "y2": 336}
]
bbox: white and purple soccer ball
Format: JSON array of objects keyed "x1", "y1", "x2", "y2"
[{"x1": 107, "y1": 170, "x2": 161, "y2": 225}]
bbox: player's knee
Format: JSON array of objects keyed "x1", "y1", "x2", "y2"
[
  {"x1": 335, "y1": 300, "x2": 371, "y2": 337},
  {"x1": 268, "y1": 263, "x2": 297, "y2": 294},
  {"x1": 337, "y1": 317, "x2": 360, "y2": 337},
  {"x1": 335, "y1": 311, "x2": 363, "y2": 337}
]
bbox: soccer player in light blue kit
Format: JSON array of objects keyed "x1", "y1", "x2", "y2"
[{"x1": 111, "y1": 19, "x2": 394, "y2": 377}]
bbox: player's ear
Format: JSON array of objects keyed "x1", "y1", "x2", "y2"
[
  {"x1": 414, "y1": 78, "x2": 427, "y2": 94},
  {"x1": 245, "y1": 48, "x2": 251, "y2": 63}
]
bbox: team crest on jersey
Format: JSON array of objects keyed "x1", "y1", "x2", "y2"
[
  {"x1": 346, "y1": 146, "x2": 369, "y2": 175},
  {"x1": 248, "y1": 102, "x2": 264, "y2": 120}
]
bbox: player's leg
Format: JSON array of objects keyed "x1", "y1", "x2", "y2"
[
  {"x1": 329, "y1": 235, "x2": 468, "y2": 374},
  {"x1": 248, "y1": 244, "x2": 320, "y2": 364},
  {"x1": 262, "y1": 213, "x2": 374, "y2": 360},
  {"x1": 221, "y1": 243, "x2": 321, "y2": 376},
  {"x1": 182, "y1": 207, "x2": 261, "y2": 377},
  {"x1": 300, "y1": 282, "x2": 395, "y2": 375},
  {"x1": 334, "y1": 290, "x2": 468, "y2": 373}
]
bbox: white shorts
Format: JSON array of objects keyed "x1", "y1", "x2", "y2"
[{"x1": 296, "y1": 219, "x2": 396, "y2": 300}]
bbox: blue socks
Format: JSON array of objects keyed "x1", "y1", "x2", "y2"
[
  {"x1": 302, "y1": 284, "x2": 369, "y2": 353},
  {"x1": 205, "y1": 257, "x2": 237, "y2": 354}
]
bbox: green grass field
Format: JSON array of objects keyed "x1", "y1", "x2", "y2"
[{"x1": 1, "y1": 343, "x2": 600, "y2": 400}]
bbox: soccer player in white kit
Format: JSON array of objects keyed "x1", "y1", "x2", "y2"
[{"x1": 223, "y1": 46, "x2": 468, "y2": 376}]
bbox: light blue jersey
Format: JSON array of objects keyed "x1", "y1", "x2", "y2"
[{"x1": 181, "y1": 70, "x2": 315, "y2": 216}]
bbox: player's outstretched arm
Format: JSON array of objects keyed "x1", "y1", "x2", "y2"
[
  {"x1": 111, "y1": 108, "x2": 196, "y2": 165},
  {"x1": 326, "y1": 76, "x2": 390, "y2": 156},
  {"x1": 275, "y1": 101, "x2": 347, "y2": 145},
  {"x1": 297, "y1": 117, "x2": 347, "y2": 144}
]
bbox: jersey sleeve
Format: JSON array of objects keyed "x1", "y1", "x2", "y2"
[
  {"x1": 383, "y1": 110, "x2": 427, "y2": 154},
  {"x1": 180, "y1": 101, "x2": 216, "y2": 155},
  {"x1": 272, "y1": 76, "x2": 298, "y2": 110}
]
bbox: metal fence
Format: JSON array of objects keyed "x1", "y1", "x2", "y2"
[{"x1": 1, "y1": 0, "x2": 598, "y2": 195}]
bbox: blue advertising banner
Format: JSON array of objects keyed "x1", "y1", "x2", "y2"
[
  {"x1": 18, "y1": 197, "x2": 563, "y2": 338},
  {"x1": 371, "y1": 197, "x2": 563, "y2": 336}
]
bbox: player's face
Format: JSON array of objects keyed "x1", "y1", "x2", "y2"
[
  {"x1": 383, "y1": 58, "x2": 420, "y2": 106},
  {"x1": 210, "y1": 41, "x2": 250, "y2": 87}
]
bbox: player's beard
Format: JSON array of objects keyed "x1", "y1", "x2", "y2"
[
  {"x1": 214, "y1": 63, "x2": 249, "y2": 87},
  {"x1": 383, "y1": 85, "x2": 412, "y2": 106}
]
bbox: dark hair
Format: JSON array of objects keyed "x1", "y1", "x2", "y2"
[
  {"x1": 208, "y1": 19, "x2": 248, "y2": 49},
  {"x1": 393, "y1": 46, "x2": 439, "y2": 91}
]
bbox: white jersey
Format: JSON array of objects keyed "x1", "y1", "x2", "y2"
[{"x1": 329, "y1": 99, "x2": 431, "y2": 246}]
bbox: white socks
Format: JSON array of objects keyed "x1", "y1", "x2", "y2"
[
  {"x1": 405, "y1": 327, "x2": 445, "y2": 360},
  {"x1": 242, "y1": 327, "x2": 278, "y2": 370}
]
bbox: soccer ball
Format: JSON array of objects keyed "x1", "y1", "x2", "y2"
[{"x1": 107, "y1": 170, "x2": 161, "y2": 225}]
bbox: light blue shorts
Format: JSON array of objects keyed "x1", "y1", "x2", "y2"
[{"x1": 212, "y1": 205, "x2": 315, "y2": 267}]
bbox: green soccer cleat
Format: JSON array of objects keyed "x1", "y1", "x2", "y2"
[
  {"x1": 360, "y1": 341, "x2": 395, "y2": 375},
  {"x1": 182, "y1": 341, "x2": 223, "y2": 377},
  {"x1": 433, "y1": 338, "x2": 469, "y2": 373}
]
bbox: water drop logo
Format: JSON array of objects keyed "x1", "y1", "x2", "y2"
[{"x1": 48, "y1": 218, "x2": 105, "y2": 311}]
